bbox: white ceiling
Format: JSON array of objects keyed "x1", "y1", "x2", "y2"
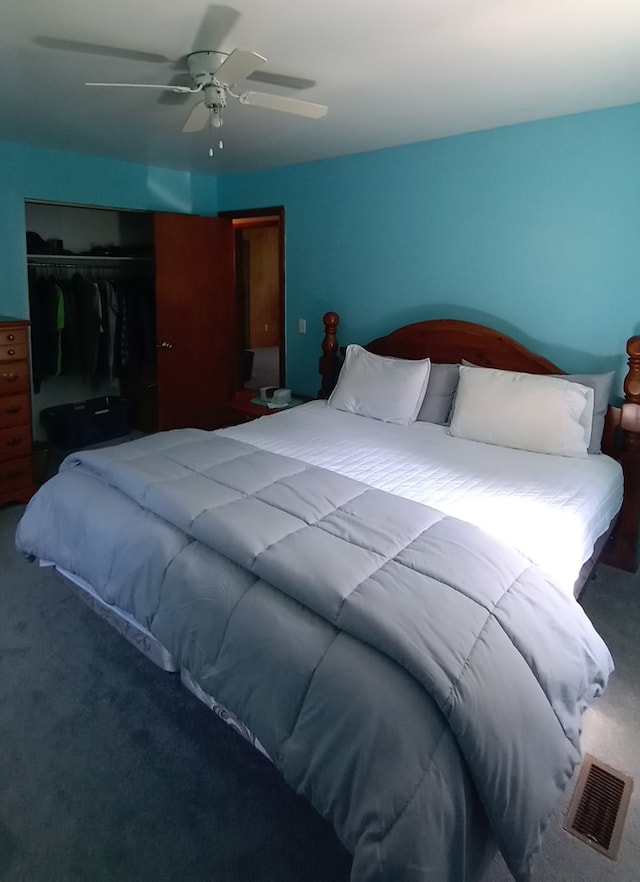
[{"x1": 2, "y1": 0, "x2": 640, "y2": 176}]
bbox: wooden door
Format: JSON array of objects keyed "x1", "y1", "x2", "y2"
[{"x1": 154, "y1": 213, "x2": 235, "y2": 430}]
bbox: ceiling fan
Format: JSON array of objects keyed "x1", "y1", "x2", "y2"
[{"x1": 86, "y1": 47, "x2": 328, "y2": 133}]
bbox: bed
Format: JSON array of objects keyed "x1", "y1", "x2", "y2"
[{"x1": 14, "y1": 314, "x2": 640, "y2": 882}]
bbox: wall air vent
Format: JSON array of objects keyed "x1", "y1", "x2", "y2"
[{"x1": 563, "y1": 754, "x2": 633, "y2": 859}]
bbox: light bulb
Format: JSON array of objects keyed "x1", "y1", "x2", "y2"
[
  {"x1": 209, "y1": 147, "x2": 214, "y2": 157},
  {"x1": 210, "y1": 108, "x2": 223, "y2": 128}
]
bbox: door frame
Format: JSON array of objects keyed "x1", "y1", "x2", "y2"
[{"x1": 220, "y1": 206, "x2": 285, "y2": 390}]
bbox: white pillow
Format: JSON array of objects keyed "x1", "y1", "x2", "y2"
[
  {"x1": 328, "y1": 344, "x2": 431, "y2": 424},
  {"x1": 449, "y1": 365, "x2": 594, "y2": 457}
]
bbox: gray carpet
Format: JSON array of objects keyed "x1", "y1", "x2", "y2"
[
  {"x1": 1, "y1": 498, "x2": 639, "y2": 881},
  {"x1": 0, "y1": 503, "x2": 351, "y2": 882}
]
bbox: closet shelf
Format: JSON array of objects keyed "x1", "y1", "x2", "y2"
[{"x1": 27, "y1": 254, "x2": 153, "y2": 266}]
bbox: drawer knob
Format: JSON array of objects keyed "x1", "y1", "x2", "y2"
[
  {"x1": 7, "y1": 349, "x2": 15, "y2": 356},
  {"x1": 2, "y1": 373, "x2": 18, "y2": 381},
  {"x1": 7, "y1": 436, "x2": 23, "y2": 447},
  {"x1": 4, "y1": 405, "x2": 21, "y2": 415},
  {"x1": 7, "y1": 334, "x2": 15, "y2": 341}
]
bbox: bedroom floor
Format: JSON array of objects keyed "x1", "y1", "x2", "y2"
[
  {"x1": 1, "y1": 499, "x2": 639, "y2": 881},
  {"x1": 0, "y1": 500, "x2": 351, "y2": 882}
]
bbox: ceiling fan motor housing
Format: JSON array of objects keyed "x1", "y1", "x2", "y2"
[{"x1": 187, "y1": 51, "x2": 229, "y2": 85}]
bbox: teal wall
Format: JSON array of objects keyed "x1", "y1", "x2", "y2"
[
  {"x1": 3, "y1": 103, "x2": 640, "y2": 401},
  {"x1": 0, "y1": 140, "x2": 218, "y2": 318},
  {"x1": 219, "y1": 103, "x2": 640, "y2": 398}
]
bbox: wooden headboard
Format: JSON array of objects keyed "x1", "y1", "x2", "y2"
[
  {"x1": 367, "y1": 318, "x2": 563, "y2": 372},
  {"x1": 318, "y1": 311, "x2": 640, "y2": 574}
]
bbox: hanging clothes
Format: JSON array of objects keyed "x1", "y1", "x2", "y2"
[
  {"x1": 97, "y1": 278, "x2": 118, "y2": 385},
  {"x1": 27, "y1": 262, "x2": 155, "y2": 392},
  {"x1": 28, "y1": 271, "x2": 59, "y2": 392}
]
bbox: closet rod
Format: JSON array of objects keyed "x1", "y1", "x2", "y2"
[{"x1": 27, "y1": 256, "x2": 152, "y2": 269}]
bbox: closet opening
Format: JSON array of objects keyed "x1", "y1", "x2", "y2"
[{"x1": 24, "y1": 200, "x2": 155, "y2": 457}]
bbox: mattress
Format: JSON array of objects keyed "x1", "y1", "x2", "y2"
[{"x1": 220, "y1": 401, "x2": 623, "y2": 594}]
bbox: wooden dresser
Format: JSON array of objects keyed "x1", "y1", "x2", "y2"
[{"x1": 0, "y1": 317, "x2": 35, "y2": 505}]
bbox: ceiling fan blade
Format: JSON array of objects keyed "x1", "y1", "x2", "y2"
[
  {"x1": 239, "y1": 91, "x2": 328, "y2": 119},
  {"x1": 246, "y1": 71, "x2": 316, "y2": 91},
  {"x1": 158, "y1": 74, "x2": 194, "y2": 105},
  {"x1": 35, "y1": 35, "x2": 171, "y2": 64},
  {"x1": 191, "y1": 4, "x2": 240, "y2": 52},
  {"x1": 86, "y1": 82, "x2": 198, "y2": 93},
  {"x1": 215, "y1": 49, "x2": 267, "y2": 85},
  {"x1": 182, "y1": 101, "x2": 211, "y2": 133}
]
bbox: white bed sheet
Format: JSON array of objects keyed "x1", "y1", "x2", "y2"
[{"x1": 220, "y1": 401, "x2": 623, "y2": 594}]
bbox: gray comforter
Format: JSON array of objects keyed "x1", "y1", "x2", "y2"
[{"x1": 15, "y1": 429, "x2": 613, "y2": 882}]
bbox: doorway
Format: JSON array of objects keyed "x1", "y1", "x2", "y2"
[{"x1": 225, "y1": 207, "x2": 285, "y2": 392}]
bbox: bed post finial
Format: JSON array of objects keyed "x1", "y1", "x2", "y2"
[
  {"x1": 603, "y1": 335, "x2": 640, "y2": 573},
  {"x1": 623, "y1": 337, "x2": 640, "y2": 434},
  {"x1": 615, "y1": 335, "x2": 640, "y2": 454},
  {"x1": 318, "y1": 311, "x2": 340, "y2": 399}
]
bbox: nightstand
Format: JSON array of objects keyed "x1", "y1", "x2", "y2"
[{"x1": 213, "y1": 390, "x2": 310, "y2": 428}]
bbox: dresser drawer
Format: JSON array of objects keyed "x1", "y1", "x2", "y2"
[
  {"x1": 0, "y1": 363, "x2": 30, "y2": 396},
  {"x1": 0, "y1": 326, "x2": 28, "y2": 347},
  {"x1": 0, "y1": 394, "x2": 30, "y2": 429},
  {"x1": 0, "y1": 424, "x2": 32, "y2": 462},
  {"x1": 0, "y1": 341, "x2": 28, "y2": 363},
  {"x1": 0, "y1": 456, "x2": 33, "y2": 493}
]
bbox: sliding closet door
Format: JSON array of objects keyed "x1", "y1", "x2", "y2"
[{"x1": 154, "y1": 213, "x2": 235, "y2": 430}]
